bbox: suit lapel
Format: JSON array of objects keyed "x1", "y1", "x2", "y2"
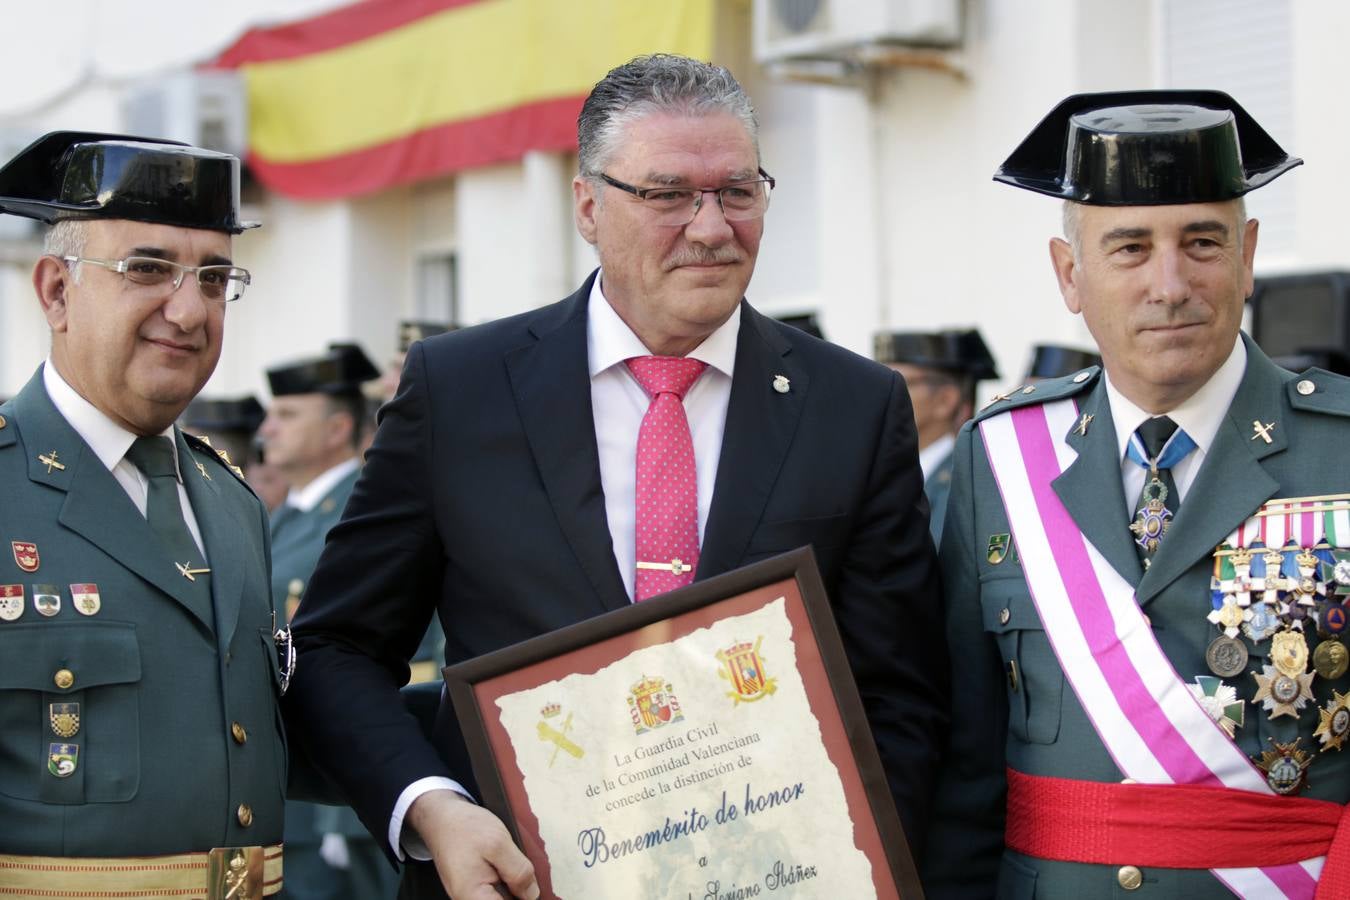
[
  {"x1": 1136, "y1": 344, "x2": 1285, "y2": 605},
  {"x1": 698, "y1": 305, "x2": 807, "y2": 579},
  {"x1": 505, "y1": 277, "x2": 629, "y2": 613},
  {"x1": 180, "y1": 430, "x2": 249, "y2": 648},
  {"x1": 1051, "y1": 380, "x2": 1145, "y2": 589},
  {"x1": 12, "y1": 375, "x2": 215, "y2": 632}
]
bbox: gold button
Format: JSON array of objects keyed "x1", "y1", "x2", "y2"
[
  {"x1": 53, "y1": 669, "x2": 74, "y2": 690},
  {"x1": 1118, "y1": 865, "x2": 1143, "y2": 890},
  {"x1": 1297, "y1": 379, "x2": 1316, "y2": 396},
  {"x1": 999, "y1": 607, "x2": 1011, "y2": 625},
  {"x1": 0, "y1": 414, "x2": 7, "y2": 429},
  {"x1": 237, "y1": 803, "x2": 254, "y2": 827},
  {"x1": 231, "y1": 722, "x2": 248, "y2": 745}
]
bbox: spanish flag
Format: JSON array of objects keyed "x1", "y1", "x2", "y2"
[{"x1": 211, "y1": 0, "x2": 715, "y2": 199}]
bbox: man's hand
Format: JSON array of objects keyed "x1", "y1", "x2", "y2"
[{"x1": 407, "y1": 789, "x2": 539, "y2": 900}]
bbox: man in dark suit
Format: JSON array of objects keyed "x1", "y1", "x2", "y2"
[
  {"x1": 286, "y1": 54, "x2": 945, "y2": 900},
  {"x1": 0, "y1": 133, "x2": 286, "y2": 896}
]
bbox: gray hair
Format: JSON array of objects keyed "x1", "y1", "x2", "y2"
[
  {"x1": 1062, "y1": 197, "x2": 1248, "y2": 262},
  {"x1": 577, "y1": 54, "x2": 758, "y2": 177},
  {"x1": 43, "y1": 219, "x2": 89, "y2": 283}
]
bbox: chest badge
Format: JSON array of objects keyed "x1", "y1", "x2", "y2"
[
  {"x1": 0, "y1": 584, "x2": 24, "y2": 621},
  {"x1": 11, "y1": 541, "x2": 38, "y2": 573},
  {"x1": 70, "y1": 584, "x2": 101, "y2": 616}
]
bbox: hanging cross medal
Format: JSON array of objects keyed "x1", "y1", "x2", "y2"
[{"x1": 1130, "y1": 466, "x2": 1172, "y2": 554}]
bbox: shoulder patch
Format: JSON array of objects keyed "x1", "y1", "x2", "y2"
[
  {"x1": 1287, "y1": 368, "x2": 1350, "y2": 418},
  {"x1": 182, "y1": 431, "x2": 254, "y2": 491},
  {"x1": 973, "y1": 366, "x2": 1101, "y2": 424}
]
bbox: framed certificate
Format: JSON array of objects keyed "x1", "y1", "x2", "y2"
[{"x1": 443, "y1": 547, "x2": 923, "y2": 899}]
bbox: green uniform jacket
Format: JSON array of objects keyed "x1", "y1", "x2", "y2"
[
  {"x1": 924, "y1": 337, "x2": 1350, "y2": 899},
  {"x1": 925, "y1": 448, "x2": 954, "y2": 547},
  {"x1": 0, "y1": 368, "x2": 286, "y2": 856}
]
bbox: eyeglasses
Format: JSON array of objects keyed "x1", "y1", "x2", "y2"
[
  {"x1": 62, "y1": 255, "x2": 251, "y2": 303},
  {"x1": 597, "y1": 170, "x2": 775, "y2": 227}
]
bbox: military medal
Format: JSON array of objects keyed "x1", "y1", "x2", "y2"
[
  {"x1": 1254, "y1": 738, "x2": 1311, "y2": 795},
  {"x1": 33, "y1": 584, "x2": 60, "y2": 617},
  {"x1": 1206, "y1": 635, "x2": 1248, "y2": 678},
  {"x1": 1188, "y1": 676, "x2": 1245, "y2": 737},
  {"x1": 47, "y1": 743, "x2": 78, "y2": 778},
  {"x1": 1314, "y1": 639, "x2": 1349, "y2": 680},
  {"x1": 70, "y1": 583, "x2": 100, "y2": 616},
  {"x1": 1315, "y1": 690, "x2": 1350, "y2": 751},
  {"x1": 49, "y1": 702, "x2": 80, "y2": 739},
  {"x1": 1242, "y1": 601, "x2": 1281, "y2": 643},
  {"x1": 1129, "y1": 476, "x2": 1172, "y2": 554},
  {"x1": 1252, "y1": 663, "x2": 1315, "y2": 718},
  {"x1": 0, "y1": 584, "x2": 23, "y2": 621}
]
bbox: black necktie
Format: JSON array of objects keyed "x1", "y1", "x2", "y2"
[
  {"x1": 125, "y1": 436, "x2": 213, "y2": 603},
  {"x1": 1130, "y1": 416, "x2": 1182, "y2": 564}
]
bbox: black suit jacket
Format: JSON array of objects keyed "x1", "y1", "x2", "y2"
[{"x1": 286, "y1": 273, "x2": 946, "y2": 892}]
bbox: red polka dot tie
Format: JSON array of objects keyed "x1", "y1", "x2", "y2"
[{"x1": 626, "y1": 356, "x2": 708, "y2": 601}]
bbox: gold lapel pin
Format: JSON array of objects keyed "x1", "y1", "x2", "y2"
[
  {"x1": 1252, "y1": 420, "x2": 1276, "y2": 444},
  {"x1": 38, "y1": 451, "x2": 66, "y2": 474},
  {"x1": 194, "y1": 460, "x2": 211, "y2": 481},
  {"x1": 1075, "y1": 413, "x2": 1094, "y2": 436}
]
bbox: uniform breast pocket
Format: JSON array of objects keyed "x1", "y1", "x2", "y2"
[
  {"x1": 981, "y1": 579, "x2": 1064, "y2": 745},
  {"x1": 0, "y1": 621, "x2": 141, "y2": 804}
]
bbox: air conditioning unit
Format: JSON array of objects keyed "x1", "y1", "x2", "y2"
[
  {"x1": 754, "y1": 0, "x2": 962, "y2": 64},
  {"x1": 120, "y1": 70, "x2": 248, "y2": 158}
]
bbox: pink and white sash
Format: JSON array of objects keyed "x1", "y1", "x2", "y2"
[{"x1": 980, "y1": 399, "x2": 1323, "y2": 898}]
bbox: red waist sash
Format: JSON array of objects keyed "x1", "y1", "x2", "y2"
[{"x1": 1005, "y1": 768, "x2": 1350, "y2": 896}]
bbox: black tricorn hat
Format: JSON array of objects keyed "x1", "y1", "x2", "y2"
[
  {"x1": 873, "y1": 329, "x2": 1000, "y2": 381},
  {"x1": 995, "y1": 90, "x2": 1302, "y2": 205},
  {"x1": 0, "y1": 131, "x2": 258, "y2": 233},
  {"x1": 267, "y1": 344, "x2": 380, "y2": 397},
  {"x1": 1025, "y1": 344, "x2": 1102, "y2": 380},
  {"x1": 182, "y1": 395, "x2": 266, "y2": 435}
]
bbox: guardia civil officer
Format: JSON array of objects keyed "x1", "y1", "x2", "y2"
[
  {"x1": 0, "y1": 133, "x2": 287, "y2": 896},
  {"x1": 922, "y1": 92, "x2": 1350, "y2": 899},
  {"x1": 261, "y1": 343, "x2": 396, "y2": 900},
  {"x1": 874, "y1": 329, "x2": 998, "y2": 543}
]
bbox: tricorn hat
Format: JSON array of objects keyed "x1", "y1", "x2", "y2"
[
  {"x1": 873, "y1": 329, "x2": 1000, "y2": 381},
  {"x1": 0, "y1": 131, "x2": 258, "y2": 233},
  {"x1": 182, "y1": 395, "x2": 266, "y2": 435},
  {"x1": 994, "y1": 90, "x2": 1301, "y2": 205},
  {"x1": 1025, "y1": 344, "x2": 1102, "y2": 381},
  {"x1": 267, "y1": 344, "x2": 380, "y2": 397},
  {"x1": 397, "y1": 320, "x2": 454, "y2": 354}
]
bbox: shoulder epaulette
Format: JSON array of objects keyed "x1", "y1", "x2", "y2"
[
  {"x1": 1287, "y1": 367, "x2": 1350, "y2": 418},
  {"x1": 972, "y1": 366, "x2": 1102, "y2": 424},
  {"x1": 182, "y1": 431, "x2": 254, "y2": 491}
]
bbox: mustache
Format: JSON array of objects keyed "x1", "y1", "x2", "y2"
[{"x1": 664, "y1": 246, "x2": 742, "y2": 269}]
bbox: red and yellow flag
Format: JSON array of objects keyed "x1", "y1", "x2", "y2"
[{"x1": 211, "y1": 0, "x2": 715, "y2": 199}]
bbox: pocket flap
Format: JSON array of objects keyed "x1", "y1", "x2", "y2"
[
  {"x1": 979, "y1": 579, "x2": 1044, "y2": 633},
  {"x1": 0, "y1": 621, "x2": 140, "y2": 691}
]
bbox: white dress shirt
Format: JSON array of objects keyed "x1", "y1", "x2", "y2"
[
  {"x1": 389, "y1": 273, "x2": 740, "y2": 858},
  {"x1": 918, "y1": 432, "x2": 956, "y2": 481},
  {"x1": 43, "y1": 359, "x2": 206, "y2": 556},
  {"x1": 283, "y1": 458, "x2": 359, "y2": 513},
  {"x1": 1105, "y1": 334, "x2": 1247, "y2": 511}
]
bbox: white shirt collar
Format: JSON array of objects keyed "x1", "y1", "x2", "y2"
[
  {"x1": 586, "y1": 271, "x2": 740, "y2": 380},
  {"x1": 43, "y1": 358, "x2": 181, "y2": 479},
  {"x1": 285, "y1": 457, "x2": 360, "y2": 512},
  {"x1": 919, "y1": 432, "x2": 956, "y2": 480},
  {"x1": 1105, "y1": 334, "x2": 1247, "y2": 461}
]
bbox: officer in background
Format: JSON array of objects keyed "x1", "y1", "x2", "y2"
[
  {"x1": 261, "y1": 343, "x2": 395, "y2": 900},
  {"x1": 0, "y1": 133, "x2": 286, "y2": 896},
  {"x1": 874, "y1": 328, "x2": 999, "y2": 543},
  {"x1": 925, "y1": 92, "x2": 1350, "y2": 898},
  {"x1": 1023, "y1": 343, "x2": 1102, "y2": 382}
]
